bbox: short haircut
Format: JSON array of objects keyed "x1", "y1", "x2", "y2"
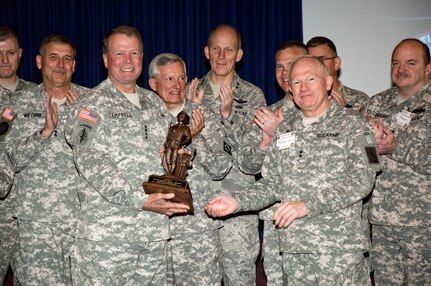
[
  {"x1": 39, "y1": 34, "x2": 76, "y2": 58},
  {"x1": 0, "y1": 26, "x2": 19, "y2": 45},
  {"x1": 102, "y1": 25, "x2": 143, "y2": 54},
  {"x1": 288, "y1": 55, "x2": 329, "y2": 83},
  {"x1": 393, "y1": 38, "x2": 430, "y2": 64},
  {"x1": 306, "y1": 36, "x2": 338, "y2": 56},
  {"x1": 276, "y1": 41, "x2": 308, "y2": 54},
  {"x1": 207, "y1": 24, "x2": 241, "y2": 50},
  {"x1": 148, "y1": 53, "x2": 187, "y2": 79}
]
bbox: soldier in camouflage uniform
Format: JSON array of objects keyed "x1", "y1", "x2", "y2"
[
  {"x1": 195, "y1": 25, "x2": 266, "y2": 286},
  {"x1": 0, "y1": 26, "x2": 37, "y2": 285},
  {"x1": 66, "y1": 26, "x2": 190, "y2": 285},
  {"x1": 307, "y1": 36, "x2": 369, "y2": 112},
  {"x1": 207, "y1": 56, "x2": 377, "y2": 285},
  {"x1": 148, "y1": 53, "x2": 233, "y2": 285},
  {"x1": 238, "y1": 41, "x2": 307, "y2": 285},
  {"x1": 1, "y1": 34, "x2": 87, "y2": 285},
  {"x1": 365, "y1": 38, "x2": 431, "y2": 285}
]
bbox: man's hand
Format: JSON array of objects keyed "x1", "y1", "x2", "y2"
[
  {"x1": 143, "y1": 193, "x2": 190, "y2": 216},
  {"x1": 205, "y1": 194, "x2": 238, "y2": 217},
  {"x1": 253, "y1": 107, "x2": 284, "y2": 151},
  {"x1": 190, "y1": 109, "x2": 205, "y2": 140},
  {"x1": 40, "y1": 93, "x2": 58, "y2": 139},
  {"x1": 376, "y1": 125, "x2": 396, "y2": 154},
  {"x1": 330, "y1": 90, "x2": 347, "y2": 107},
  {"x1": 187, "y1": 78, "x2": 204, "y2": 105},
  {"x1": 219, "y1": 84, "x2": 234, "y2": 119},
  {"x1": 273, "y1": 201, "x2": 308, "y2": 228},
  {"x1": 368, "y1": 117, "x2": 396, "y2": 154},
  {"x1": 65, "y1": 88, "x2": 80, "y2": 106}
]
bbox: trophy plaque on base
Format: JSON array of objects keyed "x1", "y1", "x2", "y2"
[
  {"x1": 143, "y1": 174, "x2": 193, "y2": 213},
  {"x1": 143, "y1": 111, "x2": 194, "y2": 214}
]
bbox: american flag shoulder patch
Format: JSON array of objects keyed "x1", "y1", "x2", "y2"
[
  {"x1": 78, "y1": 109, "x2": 98, "y2": 124},
  {"x1": 2, "y1": 108, "x2": 16, "y2": 121}
]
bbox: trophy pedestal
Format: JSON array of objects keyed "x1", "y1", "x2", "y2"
[{"x1": 143, "y1": 174, "x2": 194, "y2": 214}]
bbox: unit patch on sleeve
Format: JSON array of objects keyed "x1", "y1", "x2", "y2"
[{"x1": 72, "y1": 108, "x2": 100, "y2": 146}]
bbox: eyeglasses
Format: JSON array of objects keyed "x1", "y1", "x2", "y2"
[{"x1": 316, "y1": 56, "x2": 337, "y2": 63}]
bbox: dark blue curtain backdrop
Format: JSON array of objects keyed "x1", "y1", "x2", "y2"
[{"x1": 1, "y1": 0, "x2": 302, "y2": 104}]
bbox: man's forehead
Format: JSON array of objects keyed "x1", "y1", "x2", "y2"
[
  {"x1": 0, "y1": 38, "x2": 19, "y2": 48},
  {"x1": 277, "y1": 49, "x2": 304, "y2": 62}
]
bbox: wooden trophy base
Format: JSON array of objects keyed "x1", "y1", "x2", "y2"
[{"x1": 143, "y1": 174, "x2": 194, "y2": 214}]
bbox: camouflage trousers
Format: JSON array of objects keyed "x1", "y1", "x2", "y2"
[
  {"x1": 372, "y1": 224, "x2": 431, "y2": 285},
  {"x1": 262, "y1": 220, "x2": 283, "y2": 286},
  {"x1": 15, "y1": 219, "x2": 76, "y2": 286},
  {"x1": 70, "y1": 238, "x2": 167, "y2": 286},
  {"x1": 219, "y1": 213, "x2": 260, "y2": 286},
  {"x1": 0, "y1": 196, "x2": 18, "y2": 285},
  {"x1": 167, "y1": 229, "x2": 222, "y2": 286},
  {"x1": 282, "y1": 251, "x2": 371, "y2": 285}
]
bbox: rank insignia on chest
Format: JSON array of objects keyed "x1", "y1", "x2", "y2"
[{"x1": 223, "y1": 141, "x2": 232, "y2": 155}]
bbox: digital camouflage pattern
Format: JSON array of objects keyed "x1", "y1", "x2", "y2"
[
  {"x1": 282, "y1": 251, "x2": 370, "y2": 285},
  {"x1": 196, "y1": 71, "x2": 266, "y2": 285},
  {"x1": 1, "y1": 83, "x2": 88, "y2": 285},
  {"x1": 70, "y1": 238, "x2": 167, "y2": 286},
  {"x1": 232, "y1": 103, "x2": 376, "y2": 283},
  {"x1": 14, "y1": 220, "x2": 76, "y2": 286},
  {"x1": 366, "y1": 82, "x2": 431, "y2": 284},
  {"x1": 372, "y1": 225, "x2": 430, "y2": 285},
  {"x1": 338, "y1": 82, "x2": 369, "y2": 113},
  {"x1": 0, "y1": 143, "x2": 13, "y2": 198},
  {"x1": 238, "y1": 96, "x2": 297, "y2": 286},
  {"x1": 0, "y1": 143, "x2": 14, "y2": 285},
  {"x1": 0, "y1": 77, "x2": 36, "y2": 284},
  {"x1": 164, "y1": 99, "x2": 232, "y2": 285},
  {"x1": 167, "y1": 229, "x2": 222, "y2": 286},
  {"x1": 66, "y1": 78, "x2": 173, "y2": 285},
  {"x1": 0, "y1": 77, "x2": 36, "y2": 102}
]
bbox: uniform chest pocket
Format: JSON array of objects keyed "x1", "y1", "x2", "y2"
[{"x1": 308, "y1": 136, "x2": 348, "y2": 178}]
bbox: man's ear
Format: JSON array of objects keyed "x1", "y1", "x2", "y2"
[
  {"x1": 36, "y1": 55, "x2": 42, "y2": 70},
  {"x1": 204, "y1": 46, "x2": 210, "y2": 60},
  {"x1": 334, "y1": 56, "x2": 341, "y2": 72},
  {"x1": 236, "y1": 48, "x2": 243, "y2": 62},
  {"x1": 326, "y1": 75, "x2": 334, "y2": 91},
  {"x1": 425, "y1": 62, "x2": 431, "y2": 80},
  {"x1": 148, "y1": 78, "x2": 157, "y2": 92},
  {"x1": 102, "y1": 53, "x2": 108, "y2": 69}
]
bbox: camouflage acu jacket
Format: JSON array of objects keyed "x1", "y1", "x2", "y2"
[
  {"x1": 66, "y1": 78, "x2": 174, "y2": 243},
  {"x1": 196, "y1": 71, "x2": 266, "y2": 193},
  {"x1": 234, "y1": 103, "x2": 377, "y2": 253},
  {"x1": 366, "y1": 81, "x2": 431, "y2": 226},
  {"x1": 1, "y1": 83, "x2": 88, "y2": 222}
]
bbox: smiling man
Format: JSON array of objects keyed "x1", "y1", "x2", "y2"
[
  {"x1": 66, "y1": 26, "x2": 191, "y2": 285},
  {"x1": 148, "y1": 52, "x2": 234, "y2": 285},
  {"x1": 1, "y1": 33, "x2": 88, "y2": 285},
  {"x1": 195, "y1": 24, "x2": 266, "y2": 286},
  {"x1": 206, "y1": 55, "x2": 377, "y2": 285},
  {"x1": 365, "y1": 38, "x2": 431, "y2": 285}
]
